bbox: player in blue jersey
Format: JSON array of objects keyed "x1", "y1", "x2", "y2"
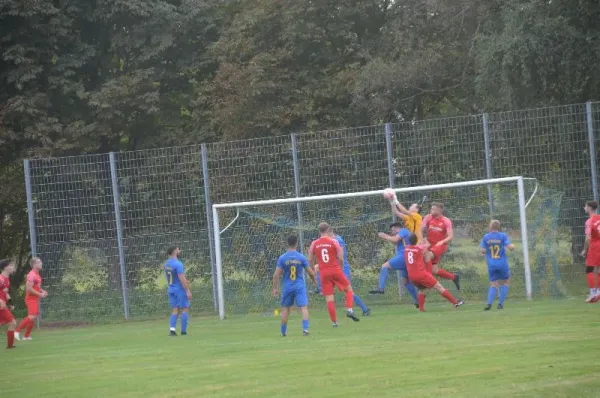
[
  {"x1": 335, "y1": 234, "x2": 371, "y2": 316},
  {"x1": 272, "y1": 235, "x2": 316, "y2": 336},
  {"x1": 310, "y1": 233, "x2": 371, "y2": 316},
  {"x1": 164, "y1": 246, "x2": 192, "y2": 336},
  {"x1": 369, "y1": 222, "x2": 419, "y2": 308},
  {"x1": 480, "y1": 220, "x2": 515, "y2": 310}
]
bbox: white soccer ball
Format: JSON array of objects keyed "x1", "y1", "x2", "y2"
[{"x1": 382, "y1": 188, "x2": 396, "y2": 200}]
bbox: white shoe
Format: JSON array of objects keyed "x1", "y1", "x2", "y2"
[
  {"x1": 22, "y1": 337, "x2": 32, "y2": 341},
  {"x1": 585, "y1": 295, "x2": 595, "y2": 303},
  {"x1": 14, "y1": 332, "x2": 20, "y2": 341}
]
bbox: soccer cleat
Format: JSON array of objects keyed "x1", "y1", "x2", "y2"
[
  {"x1": 281, "y1": 334, "x2": 287, "y2": 337},
  {"x1": 6, "y1": 346, "x2": 16, "y2": 349},
  {"x1": 332, "y1": 322, "x2": 338, "y2": 328},
  {"x1": 455, "y1": 300, "x2": 465, "y2": 308},
  {"x1": 369, "y1": 289, "x2": 384, "y2": 294},
  {"x1": 14, "y1": 332, "x2": 20, "y2": 341},
  {"x1": 591, "y1": 295, "x2": 600, "y2": 303},
  {"x1": 311, "y1": 289, "x2": 321, "y2": 295},
  {"x1": 22, "y1": 337, "x2": 32, "y2": 341},
  {"x1": 497, "y1": 303, "x2": 503, "y2": 310},
  {"x1": 362, "y1": 309, "x2": 371, "y2": 316},
  {"x1": 181, "y1": 332, "x2": 187, "y2": 336},
  {"x1": 453, "y1": 274, "x2": 461, "y2": 291},
  {"x1": 585, "y1": 295, "x2": 595, "y2": 303},
  {"x1": 302, "y1": 330, "x2": 309, "y2": 336},
  {"x1": 346, "y1": 310, "x2": 360, "y2": 322},
  {"x1": 169, "y1": 330, "x2": 178, "y2": 336},
  {"x1": 484, "y1": 304, "x2": 492, "y2": 311},
  {"x1": 414, "y1": 303, "x2": 420, "y2": 310}
]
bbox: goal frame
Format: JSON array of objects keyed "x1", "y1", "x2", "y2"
[{"x1": 212, "y1": 176, "x2": 532, "y2": 319}]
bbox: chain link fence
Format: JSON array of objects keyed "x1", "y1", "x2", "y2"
[{"x1": 24, "y1": 102, "x2": 599, "y2": 323}]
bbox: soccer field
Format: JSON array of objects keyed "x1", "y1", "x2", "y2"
[{"x1": 3, "y1": 300, "x2": 600, "y2": 397}]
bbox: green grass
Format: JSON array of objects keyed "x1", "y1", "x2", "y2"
[{"x1": 4, "y1": 300, "x2": 600, "y2": 397}]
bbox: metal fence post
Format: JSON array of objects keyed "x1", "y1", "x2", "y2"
[
  {"x1": 202, "y1": 144, "x2": 219, "y2": 312},
  {"x1": 586, "y1": 102, "x2": 599, "y2": 203},
  {"x1": 291, "y1": 134, "x2": 305, "y2": 253},
  {"x1": 385, "y1": 123, "x2": 403, "y2": 298},
  {"x1": 482, "y1": 113, "x2": 495, "y2": 215},
  {"x1": 23, "y1": 159, "x2": 40, "y2": 327},
  {"x1": 108, "y1": 152, "x2": 130, "y2": 320}
]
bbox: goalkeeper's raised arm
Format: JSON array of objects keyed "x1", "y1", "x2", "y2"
[{"x1": 386, "y1": 193, "x2": 424, "y2": 242}]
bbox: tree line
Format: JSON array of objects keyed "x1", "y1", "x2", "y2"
[{"x1": 1, "y1": 0, "x2": 599, "y2": 290}]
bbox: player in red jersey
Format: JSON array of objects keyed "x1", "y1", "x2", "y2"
[
  {"x1": 0, "y1": 259, "x2": 17, "y2": 349},
  {"x1": 421, "y1": 202, "x2": 460, "y2": 290},
  {"x1": 581, "y1": 201, "x2": 600, "y2": 303},
  {"x1": 404, "y1": 234, "x2": 464, "y2": 311},
  {"x1": 308, "y1": 222, "x2": 360, "y2": 326},
  {"x1": 15, "y1": 257, "x2": 47, "y2": 341}
]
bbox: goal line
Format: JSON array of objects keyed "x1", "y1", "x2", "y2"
[{"x1": 212, "y1": 176, "x2": 533, "y2": 319}]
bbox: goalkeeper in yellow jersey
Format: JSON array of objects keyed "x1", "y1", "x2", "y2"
[{"x1": 389, "y1": 197, "x2": 424, "y2": 242}]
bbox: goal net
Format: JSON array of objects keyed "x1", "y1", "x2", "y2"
[{"x1": 212, "y1": 177, "x2": 559, "y2": 319}]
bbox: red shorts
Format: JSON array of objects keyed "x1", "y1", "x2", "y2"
[
  {"x1": 429, "y1": 244, "x2": 448, "y2": 266},
  {"x1": 410, "y1": 273, "x2": 438, "y2": 290},
  {"x1": 587, "y1": 246, "x2": 600, "y2": 266},
  {"x1": 0, "y1": 308, "x2": 14, "y2": 325},
  {"x1": 26, "y1": 299, "x2": 40, "y2": 316},
  {"x1": 320, "y1": 271, "x2": 350, "y2": 296}
]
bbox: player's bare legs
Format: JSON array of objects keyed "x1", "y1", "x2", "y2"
[
  {"x1": 299, "y1": 306, "x2": 310, "y2": 335},
  {"x1": 484, "y1": 281, "x2": 499, "y2": 310},
  {"x1": 280, "y1": 306, "x2": 291, "y2": 336},
  {"x1": 324, "y1": 294, "x2": 338, "y2": 326},
  {"x1": 342, "y1": 285, "x2": 360, "y2": 322},
  {"x1": 430, "y1": 257, "x2": 461, "y2": 291},
  {"x1": 417, "y1": 283, "x2": 463, "y2": 312},
  {"x1": 279, "y1": 304, "x2": 310, "y2": 336},
  {"x1": 169, "y1": 308, "x2": 180, "y2": 336},
  {"x1": 5, "y1": 317, "x2": 16, "y2": 349},
  {"x1": 180, "y1": 307, "x2": 189, "y2": 335},
  {"x1": 584, "y1": 266, "x2": 599, "y2": 302},
  {"x1": 15, "y1": 313, "x2": 37, "y2": 341},
  {"x1": 370, "y1": 262, "x2": 391, "y2": 294},
  {"x1": 497, "y1": 279, "x2": 509, "y2": 309}
]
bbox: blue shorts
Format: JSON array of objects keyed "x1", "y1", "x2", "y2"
[
  {"x1": 389, "y1": 255, "x2": 408, "y2": 279},
  {"x1": 168, "y1": 289, "x2": 190, "y2": 309},
  {"x1": 488, "y1": 266, "x2": 510, "y2": 282},
  {"x1": 281, "y1": 286, "x2": 308, "y2": 308}
]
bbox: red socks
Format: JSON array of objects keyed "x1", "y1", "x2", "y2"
[
  {"x1": 7, "y1": 331, "x2": 14, "y2": 348},
  {"x1": 16, "y1": 317, "x2": 30, "y2": 333},
  {"x1": 327, "y1": 301, "x2": 337, "y2": 323},
  {"x1": 25, "y1": 320, "x2": 34, "y2": 338},
  {"x1": 596, "y1": 273, "x2": 600, "y2": 288},
  {"x1": 436, "y1": 269, "x2": 456, "y2": 281},
  {"x1": 345, "y1": 290, "x2": 354, "y2": 309},
  {"x1": 441, "y1": 290, "x2": 458, "y2": 305},
  {"x1": 417, "y1": 293, "x2": 426, "y2": 312},
  {"x1": 587, "y1": 273, "x2": 595, "y2": 288}
]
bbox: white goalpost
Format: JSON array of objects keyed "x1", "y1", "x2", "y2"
[{"x1": 212, "y1": 176, "x2": 533, "y2": 320}]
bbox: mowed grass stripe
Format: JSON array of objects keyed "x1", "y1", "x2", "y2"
[{"x1": 3, "y1": 300, "x2": 600, "y2": 397}]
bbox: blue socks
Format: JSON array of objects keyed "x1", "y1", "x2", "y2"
[
  {"x1": 169, "y1": 313, "x2": 178, "y2": 329},
  {"x1": 281, "y1": 323, "x2": 288, "y2": 336},
  {"x1": 301, "y1": 319, "x2": 309, "y2": 332},
  {"x1": 181, "y1": 312, "x2": 189, "y2": 333},
  {"x1": 316, "y1": 272, "x2": 322, "y2": 292},
  {"x1": 487, "y1": 286, "x2": 498, "y2": 305},
  {"x1": 353, "y1": 293, "x2": 368, "y2": 312},
  {"x1": 378, "y1": 267, "x2": 389, "y2": 290},
  {"x1": 499, "y1": 285, "x2": 509, "y2": 305},
  {"x1": 404, "y1": 283, "x2": 418, "y2": 304}
]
